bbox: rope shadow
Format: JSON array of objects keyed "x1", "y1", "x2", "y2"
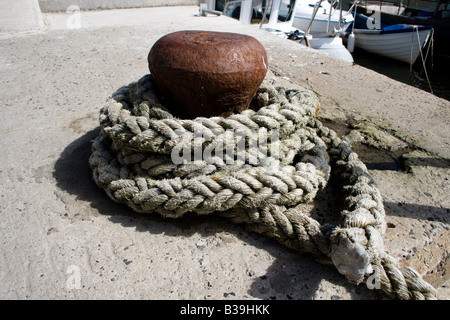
[
  {"x1": 53, "y1": 128, "x2": 378, "y2": 300},
  {"x1": 53, "y1": 127, "x2": 172, "y2": 234}
]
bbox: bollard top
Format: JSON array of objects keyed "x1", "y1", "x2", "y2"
[{"x1": 148, "y1": 30, "x2": 268, "y2": 119}]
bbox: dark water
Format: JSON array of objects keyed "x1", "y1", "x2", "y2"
[{"x1": 351, "y1": 48, "x2": 450, "y2": 102}]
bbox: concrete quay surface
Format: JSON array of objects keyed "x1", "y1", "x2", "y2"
[
  {"x1": 0, "y1": 0, "x2": 44, "y2": 33},
  {"x1": 0, "y1": 5, "x2": 448, "y2": 300}
]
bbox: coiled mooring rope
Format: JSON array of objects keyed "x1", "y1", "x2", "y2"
[{"x1": 89, "y1": 74, "x2": 437, "y2": 299}]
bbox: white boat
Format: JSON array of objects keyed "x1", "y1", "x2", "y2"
[
  {"x1": 308, "y1": 36, "x2": 354, "y2": 62},
  {"x1": 263, "y1": 0, "x2": 354, "y2": 62},
  {"x1": 287, "y1": 0, "x2": 354, "y2": 62},
  {"x1": 351, "y1": 0, "x2": 450, "y2": 56},
  {"x1": 217, "y1": 0, "x2": 354, "y2": 62},
  {"x1": 287, "y1": 29, "x2": 354, "y2": 62},
  {"x1": 347, "y1": 12, "x2": 433, "y2": 64},
  {"x1": 293, "y1": 0, "x2": 354, "y2": 34}
]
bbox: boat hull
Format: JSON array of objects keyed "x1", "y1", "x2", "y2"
[
  {"x1": 354, "y1": 2, "x2": 450, "y2": 54},
  {"x1": 350, "y1": 26, "x2": 432, "y2": 64},
  {"x1": 293, "y1": 15, "x2": 349, "y2": 34},
  {"x1": 309, "y1": 36, "x2": 354, "y2": 62},
  {"x1": 293, "y1": 1, "x2": 354, "y2": 34}
]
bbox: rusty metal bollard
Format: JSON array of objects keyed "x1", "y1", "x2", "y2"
[{"x1": 148, "y1": 30, "x2": 268, "y2": 119}]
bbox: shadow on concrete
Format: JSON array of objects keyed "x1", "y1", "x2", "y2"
[
  {"x1": 354, "y1": 147, "x2": 450, "y2": 172},
  {"x1": 53, "y1": 127, "x2": 135, "y2": 218},
  {"x1": 52, "y1": 129, "x2": 388, "y2": 300},
  {"x1": 400, "y1": 156, "x2": 450, "y2": 171},
  {"x1": 384, "y1": 201, "x2": 449, "y2": 224},
  {"x1": 52, "y1": 127, "x2": 174, "y2": 233}
]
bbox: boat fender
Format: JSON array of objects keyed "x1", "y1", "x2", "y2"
[{"x1": 347, "y1": 32, "x2": 355, "y2": 53}]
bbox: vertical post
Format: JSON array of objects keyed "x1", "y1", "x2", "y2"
[
  {"x1": 240, "y1": 0, "x2": 253, "y2": 24},
  {"x1": 207, "y1": 0, "x2": 216, "y2": 11},
  {"x1": 267, "y1": 0, "x2": 281, "y2": 27}
]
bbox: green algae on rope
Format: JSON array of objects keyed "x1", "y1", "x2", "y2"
[{"x1": 89, "y1": 74, "x2": 437, "y2": 300}]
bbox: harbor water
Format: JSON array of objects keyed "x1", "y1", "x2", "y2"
[
  {"x1": 351, "y1": 47, "x2": 450, "y2": 102},
  {"x1": 342, "y1": 0, "x2": 450, "y2": 101}
]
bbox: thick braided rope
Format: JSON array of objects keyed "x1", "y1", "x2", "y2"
[{"x1": 89, "y1": 74, "x2": 437, "y2": 299}]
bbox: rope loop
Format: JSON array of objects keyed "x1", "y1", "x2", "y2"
[{"x1": 89, "y1": 74, "x2": 437, "y2": 299}]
